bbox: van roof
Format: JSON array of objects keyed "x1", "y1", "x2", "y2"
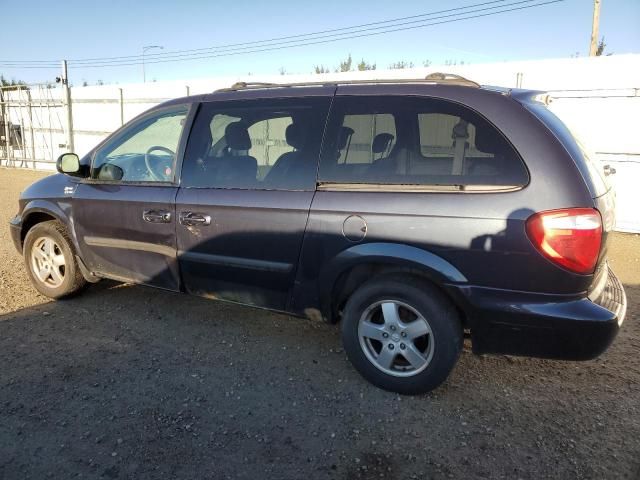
[{"x1": 160, "y1": 73, "x2": 546, "y2": 108}]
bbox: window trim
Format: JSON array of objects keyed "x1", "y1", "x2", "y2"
[
  {"x1": 316, "y1": 182, "x2": 523, "y2": 193},
  {"x1": 317, "y1": 95, "x2": 530, "y2": 193},
  {"x1": 84, "y1": 103, "x2": 196, "y2": 187}
]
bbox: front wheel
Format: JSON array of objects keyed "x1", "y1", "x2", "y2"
[
  {"x1": 23, "y1": 220, "x2": 87, "y2": 299},
  {"x1": 341, "y1": 275, "x2": 462, "y2": 394}
]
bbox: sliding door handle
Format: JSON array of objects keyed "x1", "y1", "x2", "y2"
[
  {"x1": 180, "y1": 211, "x2": 211, "y2": 226},
  {"x1": 143, "y1": 209, "x2": 172, "y2": 223}
]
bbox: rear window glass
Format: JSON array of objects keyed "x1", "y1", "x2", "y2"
[{"x1": 319, "y1": 96, "x2": 528, "y2": 188}]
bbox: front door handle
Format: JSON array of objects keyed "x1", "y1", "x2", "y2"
[
  {"x1": 143, "y1": 209, "x2": 172, "y2": 223},
  {"x1": 180, "y1": 211, "x2": 211, "y2": 226}
]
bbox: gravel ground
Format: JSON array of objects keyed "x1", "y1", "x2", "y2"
[{"x1": 0, "y1": 168, "x2": 638, "y2": 480}]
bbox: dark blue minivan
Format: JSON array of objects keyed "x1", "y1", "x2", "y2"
[{"x1": 10, "y1": 74, "x2": 627, "y2": 393}]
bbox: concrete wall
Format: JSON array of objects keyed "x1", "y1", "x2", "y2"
[{"x1": 2, "y1": 54, "x2": 639, "y2": 232}]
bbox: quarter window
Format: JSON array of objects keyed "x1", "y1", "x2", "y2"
[
  {"x1": 92, "y1": 107, "x2": 188, "y2": 182},
  {"x1": 319, "y1": 96, "x2": 528, "y2": 187}
]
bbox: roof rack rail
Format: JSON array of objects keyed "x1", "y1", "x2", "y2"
[
  {"x1": 232, "y1": 81, "x2": 279, "y2": 90},
  {"x1": 213, "y1": 72, "x2": 480, "y2": 93},
  {"x1": 424, "y1": 72, "x2": 480, "y2": 88}
]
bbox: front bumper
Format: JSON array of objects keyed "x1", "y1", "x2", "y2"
[
  {"x1": 450, "y1": 265, "x2": 627, "y2": 360},
  {"x1": 9, "y1": 214, "x2": 23, "y2": 254}
]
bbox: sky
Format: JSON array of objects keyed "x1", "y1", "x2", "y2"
[{"x1": 1, "y1": 0, "x2": 639, "y2": 85}]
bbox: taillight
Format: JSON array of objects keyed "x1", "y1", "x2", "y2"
[{"x1": 525, "y1": 208, "x2": 602, "y2": 275}]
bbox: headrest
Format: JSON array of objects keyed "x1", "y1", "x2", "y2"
[
  {"x1": 474, "y1": 124, "x2": 503, "y2": 154},
  {"x1": 372, "y1": 133, "x2": 394, "y2": 154},
  {"x1": 451, "y1": 120, "x2": 469, "y2": 140},
  {"x1": 225, "y1": 122, "x2": 251, "y2": 150},
  {"x1": 285, "y1": 123, "x2": 307, "y2": 150},
  {"x1": 337, "y1": 126, "x2": 354, "y2": 150}
]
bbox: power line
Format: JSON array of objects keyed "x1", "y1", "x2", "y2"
[
  {"x1": 70, "y1": 0, "x2": 542, "y2": 66},
  {"x1": 0, "y1": 0, "x2": 565, "y2": 70},
  {"x1": 0, "y1": 0, "x2": 515, "y2": 66},
  {"x1": 76, "y1": 0, "x2": 567, "y2": 69},
  {"x1": 71, "y1": 0, "x2": 519, "y2": 64}
]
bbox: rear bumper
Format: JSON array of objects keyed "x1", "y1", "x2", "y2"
[
  {"x1": 449, "y1": 265, "x2": 626, "y2": 360},
  {"x1": 9, "y1": 214, "x2": 23, "y2": 255}
]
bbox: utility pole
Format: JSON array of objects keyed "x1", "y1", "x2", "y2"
[
  {"x1": 589, "y1": 0, "x2": 601, "y2": 56},
  {"x1": 62, "y1": 60, "x2": 74, "y2": 152}
]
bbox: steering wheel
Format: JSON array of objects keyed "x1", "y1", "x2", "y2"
[{"x1": 144, "y1": 146, "x2": 175, "y2": 181}]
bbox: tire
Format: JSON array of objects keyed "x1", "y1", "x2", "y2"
[
  {"x1": 341, "y1": 275, "x2": 462, "y2": 395},
  {"x1": 23, "y1": 220, "x2": 87, "y2": 299}
]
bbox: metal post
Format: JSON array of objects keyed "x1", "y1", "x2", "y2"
[
  {"x1": 1, "y1": 89, "x2": 13, "y2": 166},
  {"x1": 43, "y1": 84, "x2": 55, "y2": 162},
  {"x1": 186, "y1": 85, "x2": 190, "y2": 96},
  {"x1": 0, "y1": 88, "x2": 4, "y2": 165},
  {"x1": 62, "y1": 60, "x2": 74, "y2": 152},
  {"x1": 26, "y1": 89, "x2": 36, "y2": 168},
  {"x1": 589, "y1": 0, "x2": 601, "y2": 56},
  {"x1": 119, "y1": 88, "x2": 124, "y2": 126}
]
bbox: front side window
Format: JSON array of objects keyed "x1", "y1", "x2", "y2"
[
  {"x1": 92, "y1": 107, "x2": 188, "y2": 182},
  {"x1": 181, "y1": 97, "x2": 331, "y2": 190},
  {"x1": 319, "y1": 96, "x2": 528, "y2": 188}
]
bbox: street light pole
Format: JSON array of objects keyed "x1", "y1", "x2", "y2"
[{"x1": 142, "y1": 45, "x2": 164, "y2": 83}]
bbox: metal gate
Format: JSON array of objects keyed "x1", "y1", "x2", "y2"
[{"x1": 0, "y1": 83, "x2": 68, "y2": 170}]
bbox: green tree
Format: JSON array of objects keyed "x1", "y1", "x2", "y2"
[
  {"x1": 595, "y1": 36, "x2": 612, "y2": 56},
  {"x1": 314, "y1": 65, "x2": 330, "y2": 74},
  {"x1": 389, "y1": 60, "x2": 414, "y2": 69},
  {"x1": 0, "y1": 75, "x2": 28, "y2": 90},
  {"x1": 357, "y1": 58, "x2": 376, "y2": 71},
  {"x1": 337, "y1": 54, "x2": 353, "y2": 72}
]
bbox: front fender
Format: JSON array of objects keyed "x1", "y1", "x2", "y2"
[
  {"x1": 19, "y1": 199, "x2": 79, "y2": 252},
  {"x1": 318, "y1": 242, "x2": 467, "y2": 319}
]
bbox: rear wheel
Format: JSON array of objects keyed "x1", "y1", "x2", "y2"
[
  {"x1": 23, "y1": 220, "x2": 87, "y2": 299},
  {"x1": 341, "y1": 275, "x2": 462, "y2": 394}
]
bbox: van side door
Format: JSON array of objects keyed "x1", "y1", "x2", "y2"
[{"x1": 176, "y1": 94, "x2": 332, "y2": 310}]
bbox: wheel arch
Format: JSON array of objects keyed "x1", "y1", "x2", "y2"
[
  {"x1": 319, "y1": 242, "x2": 468, "y2": 324},
  {"x1": 20, "y1": 201, "x2": 70, "y2": 245}
]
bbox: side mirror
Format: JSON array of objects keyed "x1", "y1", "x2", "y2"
[
  {"x1": 98, "y1": 163, "x2": 124, "y2": 181},
  {"x1": 56, "y1": 153, "x2": 86, "y2": 177}
]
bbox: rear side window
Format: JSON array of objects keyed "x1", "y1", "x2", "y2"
[
  {"x1": 181, "y1": 97, "x2": 330, "y2": 190},
  {"x1": 319, "y1": 96, "x2": 528, "y2": 188}
]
